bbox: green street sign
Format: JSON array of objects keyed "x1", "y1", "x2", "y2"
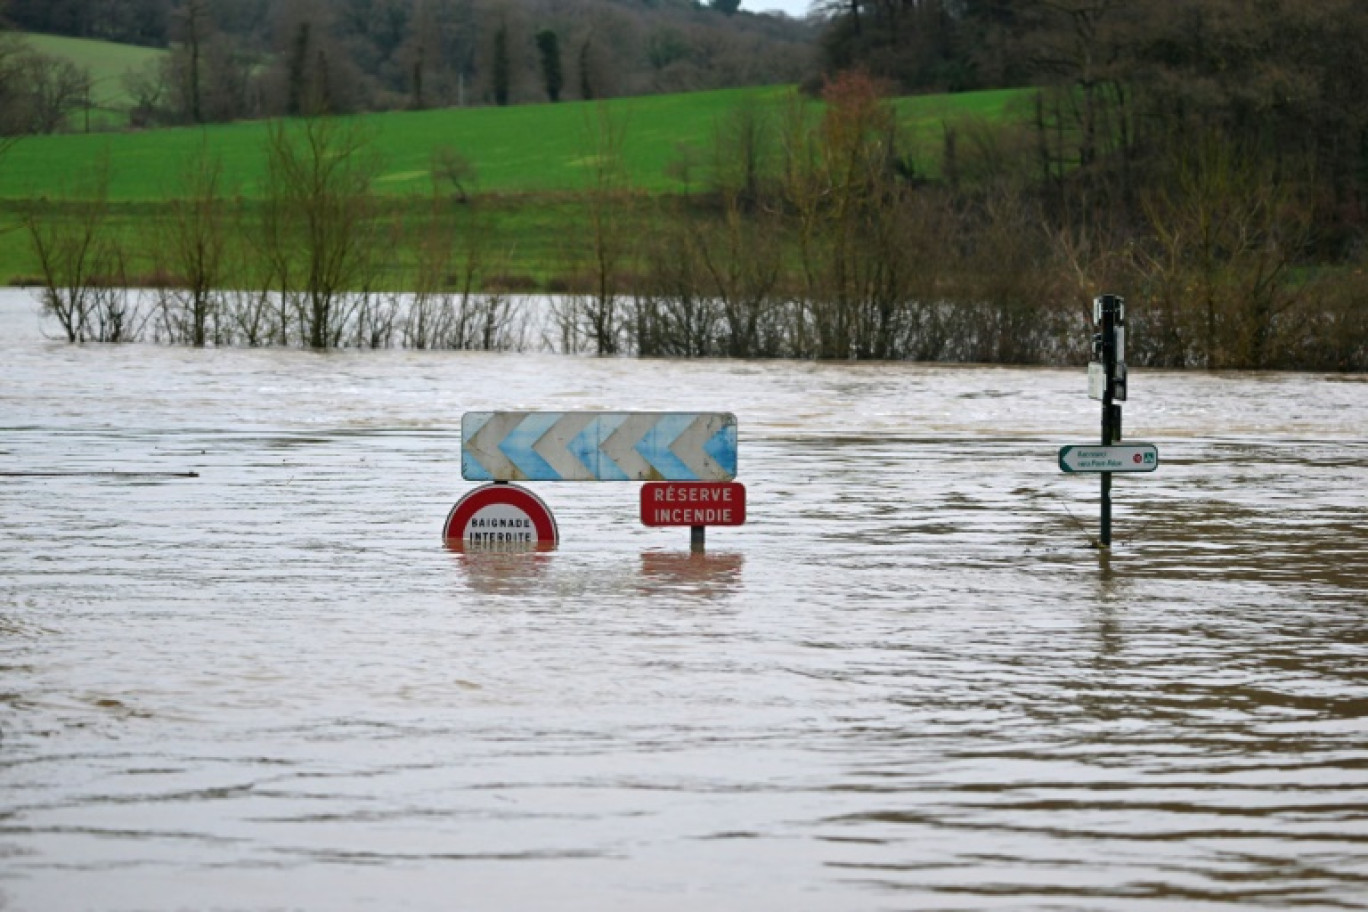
[{"x1": 1059, "y1": 443, "x2": 1159, "y2": 473}]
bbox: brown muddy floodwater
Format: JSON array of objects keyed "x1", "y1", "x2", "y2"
[{"x1": 1, "y1": 289, "x2": 1367, "y2": 912}]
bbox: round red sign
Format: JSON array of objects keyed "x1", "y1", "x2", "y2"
[{"x1": 443, "y1": 483, "x2": 558, "y2": 550}]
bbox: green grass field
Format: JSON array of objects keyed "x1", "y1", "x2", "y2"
[
  {"x1": 0, "y1": 73, "x2": 1033, "y2": 285},
  {"x1": 0, "y1": 85, "x2": 1031, "y2": 201}
]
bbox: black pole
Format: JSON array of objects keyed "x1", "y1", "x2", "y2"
[
  {"x1": 1101, "y1": 371, "x2": 1114, "y2": 547},
  {"x1": 1100, "y1": 471, "x2": 1113, "y2": 547},
  {"x1": 1099, "y1": 296, "x2": 1118, "y2": 548},
  {"x1": 691, "y1": 525, "x2": 705, "y2": 553},
  {"x1": 1100, "y1": 412, "x2": 1113, "y2": 548}
]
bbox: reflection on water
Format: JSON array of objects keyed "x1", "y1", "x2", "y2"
[
  {"x1": 450, "y1": 548, "x2": 556, "y2": 595},
  {"x1": 1, "y1": 289, "x2": 1366, "y2": 911},
  {"x1": 637, "y1": 551, "x2": 745, "y2": 599}
]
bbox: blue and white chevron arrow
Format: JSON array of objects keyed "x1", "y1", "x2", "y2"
[{"x1": 462, "y1": 411, "x2": 738, "y2": 481}]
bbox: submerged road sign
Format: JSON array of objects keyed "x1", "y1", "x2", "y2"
[
  {"x1": 462, "y1": 412, "x2": 737, "y2": 482},
  {"x1": 641, "y1": 482, "x2": 746, "y2": 527},
  {"x1": 443, "y1": 482, "x2": 558, "y2": 548},
  {"x1": 1059, "y1": 443, "x2": 1159, "y2": 473}
]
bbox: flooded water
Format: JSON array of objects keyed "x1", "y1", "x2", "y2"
[{"x1": 2, "y1": 288, "x2": 1367, "y2": 911}]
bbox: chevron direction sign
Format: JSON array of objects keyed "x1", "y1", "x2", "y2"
[{"x1": 462, "y1": 412, "x2": 738, "y2": 482}]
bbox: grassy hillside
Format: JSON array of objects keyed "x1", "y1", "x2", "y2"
[
  {"x1": 0, "y1": 84, "x2": 1032, "y2": 286},
  {"x1": 0, "y1": 86, "x2": 1030, "y2": 201},
  {"x1": 22, "y1": 33, "x2": 167, "y2": 121}
]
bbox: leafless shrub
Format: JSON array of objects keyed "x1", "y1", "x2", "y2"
[
  {"x1": 431, "y1": 145, "x2": 478, "y2": 203},
  {"x1": 634, "y1": 215, "x2": 724, "y2": 357},
  {"x1": 21, "y1": 157, "x2": 143, "y2": 343},
  {"x1": 1294, "y1": 269, "x2": 1368, "y2": 372},
  {"x1": 949, "y1": 188, "x2": 1068, "y2": 364},
  {"x1": 151, "y1": 139, "x2": 229, "y2": 346},
  {"x1": 1132, "y1": 134, "x2": 1315, "y2": 369},
  {"x1": 559, "y1": 104, "x2": 635, "y2": 355},
  {"x1": 399, "y1": 187, "x2": 526, "y2": 352},
  {"x1": 258, "y1": 116, "x2": 382, "y2": 349}
]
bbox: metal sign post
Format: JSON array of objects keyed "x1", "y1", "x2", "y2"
[
  {"x1": 1097, "y1": 294, "x2": 1124, "y2": 546},
  {"x1": 1059, "y1": 294, "x2": 1157, "y2": 548}
]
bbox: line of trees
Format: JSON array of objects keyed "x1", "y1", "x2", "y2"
[
  {"x1": 791, "y1": 0, "x2": 1368, "y2": 370},
  {"x1": 18, "y1": 117, "x2": 525, "y2": 350},
  {"x1": 815, "y1": 0, "x2": 1368, "y2": 248},
  {"x1": 20, "y1": 73, "x2": 1368, "y2": 370},
  {"x1": 1, "y1": 0, "x2": 815, "y2": 130},
  {"x1": 1, "y1": 0, "x2": 171, "y2": 46},
  {"x1": 634, "y1": 72, "x2": 1366, "y2": 371}
]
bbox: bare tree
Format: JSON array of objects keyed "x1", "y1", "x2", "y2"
[
  {"x1": 536, "y1": 29, "x2": 563, "y2": 102},
  {"x1": 710, "y1": 97, "x2": 774, "y2": 209},
  {"x1": 1137, "y1": 133, "x2": 1313, "y2": 369},
  {"x1": 171, "y1": 0, "x2": 213, "y2": 123},
  {"x1": 258, "y1": 116, "x2": 383, "y2": 349},
  {"x1": 122, "y1": 58, "x2": 169, "y2": 126},
  {"x1": 564, "y1": 103, "x2": 635, "y2": 355},
  {"x1": 399, "y1": 0, "x2": 442, "y2": 109},
  {"x1": 431, "y1": 144, "x2": 478, "y2": 203},
  {"x1": 0, "y1": 35, "x2": 92, "y2": 135},
  {"x1": 21, "y1": 156, "x2": 136, "y2": 343},
  {"x1": 263, "y1": 0, "x2": 366, "y2": 116},
  {"x1": 153, "y1": 139, "x2": 229, "y2": 346},
  {"x1": 0, "y1": 33, "x2": 31, "y2": 136}
]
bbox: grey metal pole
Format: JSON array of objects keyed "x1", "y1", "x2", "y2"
[
  {"x1": 1099, "y1": 298, "x2": 1117, "y2": 548},
  {"x1": 1100, "y1": 471, "x2": 1112, "y2": 547},
  {"x1": 1100, "y1": 395, "x2": 1113, "y2": 548}
]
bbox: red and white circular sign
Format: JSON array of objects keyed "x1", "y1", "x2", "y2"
[{"x1": 443, "y1": 483, "x2": 558, "y2": 549}]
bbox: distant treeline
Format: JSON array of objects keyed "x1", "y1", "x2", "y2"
[
  {"x1": 799, "y1": 0, "x2": 1368, "y2": 372},
  {"x1": 818, "y1": 0, "x2": 1368, "y2": 250},
  {"x1": 0, "y1": 0, "x2": 813, "y2": 130},
  {"x1": 20, "y1": 74, "x2": 1368, "y2": 371}
]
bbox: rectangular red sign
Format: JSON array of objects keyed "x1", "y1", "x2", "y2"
[{"x1": 640, "y1": 482, "x2": 746, "y2": 527}]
